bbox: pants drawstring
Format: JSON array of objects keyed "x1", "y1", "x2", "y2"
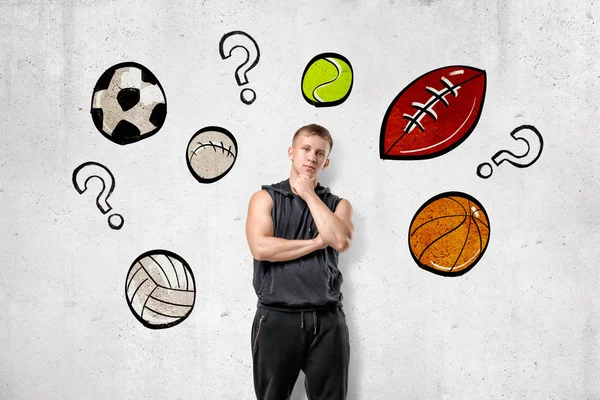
[{"x1": 300, "y1": 310, "x2": 317, "y2": 334}]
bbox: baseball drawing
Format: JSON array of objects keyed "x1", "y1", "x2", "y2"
[{"x1": 186, "y1": 126, "x2": 238, "y2": 184}]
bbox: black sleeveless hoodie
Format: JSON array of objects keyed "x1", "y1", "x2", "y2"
[{"x1": 253, "y1": 178, "x2": 344, "y2": 311}]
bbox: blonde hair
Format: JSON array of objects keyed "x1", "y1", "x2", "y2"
[{"x1": 292, "y1": 124, "x2": 333, "y2": 154}]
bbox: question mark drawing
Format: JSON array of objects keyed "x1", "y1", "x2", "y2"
[
  {"x1": 72, "y1": 161, "x2": 124, "y2": 230},
  {"x1": 477, "y1": 124, "x2": 544, "y2": 179},
  {"x1": 219, "y1": 30, "x2": 260, "y2": 105}
]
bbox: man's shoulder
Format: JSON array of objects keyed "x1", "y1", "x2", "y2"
[
  {"x1": 251, "y1": 188, "x2": 272, "y2": 198},
  {"x1": 249, "y1": 189, "x2": 273, "y2": 208},
  {"x1": 316, "y1": 184, "x2": 343, "y2": 200}
]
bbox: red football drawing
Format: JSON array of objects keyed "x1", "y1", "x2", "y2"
[{"x1": 380, "y1": 65, "x2": 486, "y2": 160}]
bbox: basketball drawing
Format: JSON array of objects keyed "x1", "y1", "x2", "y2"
[
  {"x1": 186, "y1": 126, "x2": 238, "y2": 183},
  {"x1": 125, "y1": 250, "x2": 196, "y2": 329},
  {"x1": 408, "y1": 192, "x2": 490, "y2": 276}
]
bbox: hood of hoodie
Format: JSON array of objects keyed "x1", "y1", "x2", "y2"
[{"x1": 261, "y1": 178, "x2": 331, "y2": 197}]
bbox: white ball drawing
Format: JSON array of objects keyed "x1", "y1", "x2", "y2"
[
  {"x1": 125, "y1": 250, "x2": 195, "y2": 329},
  {"x1": 91, "y1": 62, "x2": 167, "y2": 145},
  {"x1": 186, "y1": 126, "x2": 238, "y2": 183}
]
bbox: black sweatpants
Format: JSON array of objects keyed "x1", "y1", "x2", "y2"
[{"x1": 251, "y1": 305, "x2": 350, "y2": 400}]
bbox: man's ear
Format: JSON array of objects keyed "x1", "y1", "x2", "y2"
[
  {"x1": 287, "y1": 147, "x2": 294, "y2": 160},
  {"x1": 323, "y1": 158, "x2": 330, "y2": 169}
]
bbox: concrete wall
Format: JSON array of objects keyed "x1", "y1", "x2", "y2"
[{"x1": 1, "y1": 0, "x2": 598, "y2": 398}]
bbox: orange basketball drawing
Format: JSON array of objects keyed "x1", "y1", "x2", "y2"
[{"x1": 409, "y1": 192, "x2": 490, "y2": 276}]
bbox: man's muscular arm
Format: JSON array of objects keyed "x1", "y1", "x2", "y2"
[
  {"x1": 293, "y1": 175, "x2": 355, "y2": 253},
  {"x1": 304, "y1": 195, "x2": 354, "y2": 252},
  {"x1": 245, "y1": 190, "x2": 327, "y2": 262}
]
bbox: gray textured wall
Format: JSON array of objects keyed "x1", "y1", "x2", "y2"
[{"x1": 1, "y1": 0, "x2": 599, "y2": 399}]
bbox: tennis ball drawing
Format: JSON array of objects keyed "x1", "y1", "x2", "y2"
[
  {"x1": 408, "y1": 192, "x2": 490, "y2": 276},
  {"x1": 301, "y1": 53, "x2": 353, "y2": 107}
]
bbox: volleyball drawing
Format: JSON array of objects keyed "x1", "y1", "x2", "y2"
[
  {"x1": 408, "y1": 192, "x2": 490, "y2": 276},
  {"x1": 91, "y1": 62, "x2": 167, "y2": 145},
  {"x1": 186, "y1": 126, "x2": 238, "y2": 183},
  {"x1": 380, "y1": 65, "x2": 486, "y2": 160},
  {"x1": 125, "y1": 250, "x2": 196, "y2": 329}
]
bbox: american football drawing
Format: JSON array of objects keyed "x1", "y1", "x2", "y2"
[{"x1": 380, "y1": 65, "x2": 486, "y2": 160}]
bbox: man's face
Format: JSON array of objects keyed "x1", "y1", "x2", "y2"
[{"x1": 288, "y1": 133, "x2": 331, "y2": 178}]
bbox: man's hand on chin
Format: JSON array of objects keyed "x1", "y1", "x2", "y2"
[{"x1": 292, "y1": 174, "x2": 316, "y2": 199}]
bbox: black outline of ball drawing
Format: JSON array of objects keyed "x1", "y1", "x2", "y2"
[
  {"x1": 301, "y1": 52, "x2": 354, "y2": 108},
  {"x1": 125, "y1": 249, "x2": 196, "y2": 329},
  {"x1": 91, "y1": 61, "x2": 167, "y2": 145},
  {"x1": 407, "y1": 191, "x2": 491, "y2": 277},
  {"x1": 186, "y1": 126, "x2": 238, "y2": 184}
]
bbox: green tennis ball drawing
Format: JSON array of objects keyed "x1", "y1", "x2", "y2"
[{"x1": 301, "y1": 53, "x2": 354, "y2": 107}]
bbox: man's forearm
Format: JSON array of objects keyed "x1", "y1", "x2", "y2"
[
  {"x1": 252, "y1": 236, "x2": 321, "y2": 262},
  {"x1": 304, "y1": 194, "x2": 352, "y2": 251}
]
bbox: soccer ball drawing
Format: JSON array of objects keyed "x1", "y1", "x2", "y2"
[
  {"x1": 125, "y1": 250, "x2": 196, "y2": 329},
  {"x1": 91, "y1": 62, "x2": 167, "y2": 145},
  {"x1": 186, "y1": 126, "x2": 238, "y2": 184}
]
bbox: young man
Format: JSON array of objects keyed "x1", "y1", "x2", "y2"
[{"x1": 245, "y1": 124, "x2": 355, "y2": 400}]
